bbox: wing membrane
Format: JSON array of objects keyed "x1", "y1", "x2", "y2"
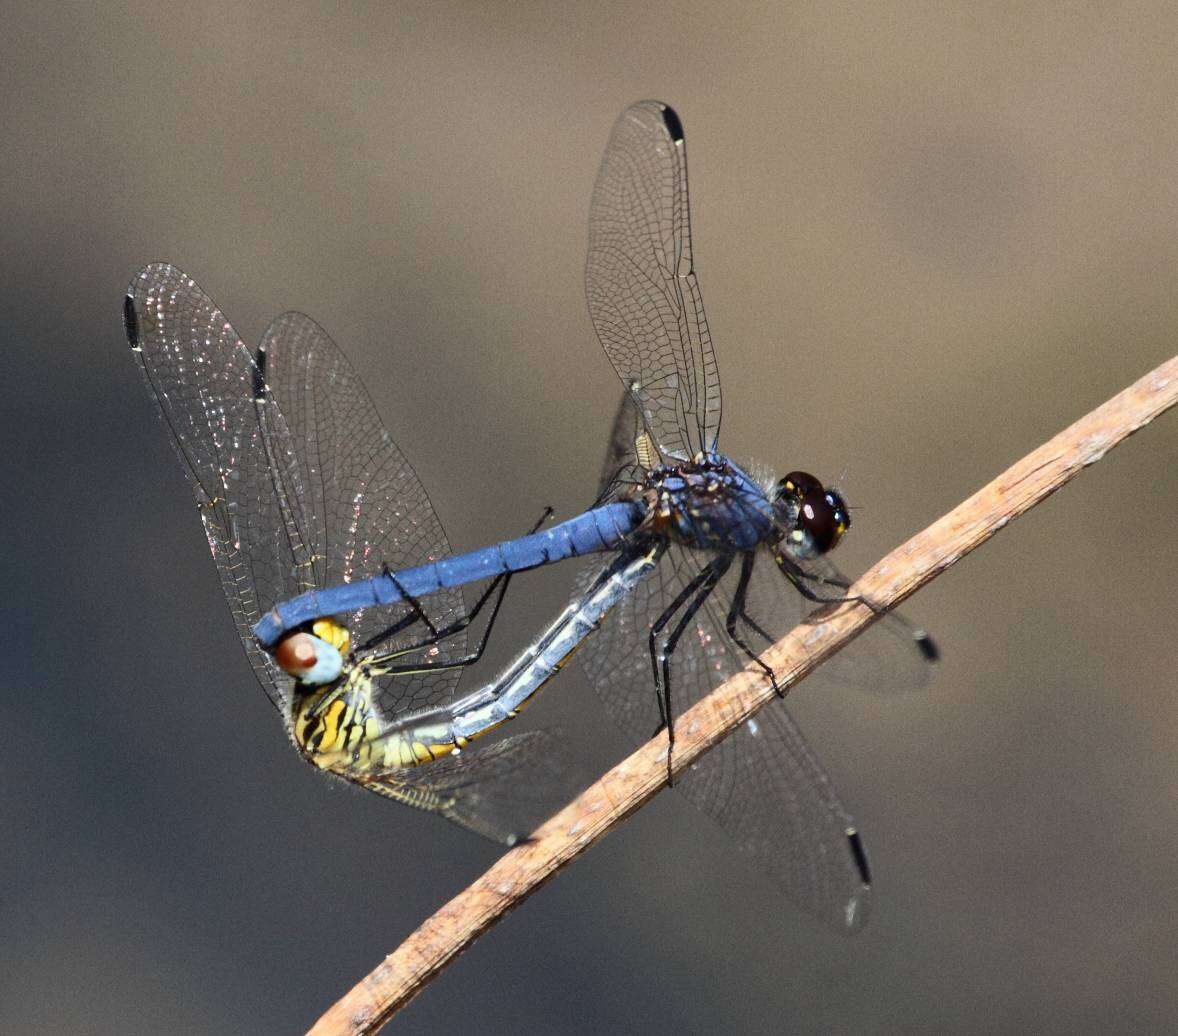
[
  {"x1": 576, "y1": 547, "x2": 872, "y2": 930},
  {"x1": 779, "y1": 552, "x2": 938, "y2": 695},
  {"x1": 332, "y1": 730, "x2": 578, "y2": 845},
  {"x1": 595, "y1": 388, "x2": 651, "y2": 503},
  {"x1": 259, "y1": 312, "x2": 469, "y2": 715},
  {"x1": 125, "y1": 263, "x2": 308, "y2": 717},
  {"x1": 586, "y1": 100, "x2": 721, "y2": 460}
]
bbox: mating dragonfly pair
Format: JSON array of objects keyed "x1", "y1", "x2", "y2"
[{"x1": 127, "y1": 101, "x2": 935, "y2": 931}]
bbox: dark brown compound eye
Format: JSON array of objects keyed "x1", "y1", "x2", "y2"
[{"x1": 798, "y1": 486, "x2": 851, "y2": 554}]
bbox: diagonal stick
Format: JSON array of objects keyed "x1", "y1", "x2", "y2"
[{"x1": 310, "y1": 353, "x2": 1178, "y2": 1035}]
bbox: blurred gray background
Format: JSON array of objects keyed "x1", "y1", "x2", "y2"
[{"x1": 4, "y1": 2, "x2": 1178, "y2": 1032}]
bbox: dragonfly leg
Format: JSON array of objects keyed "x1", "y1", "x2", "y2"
[
  {"x1": 647, "y1": 558, "x2": 721, "y2": 731},
  {"x1": 365, "y1": 562, "x2": 515, "y2": 677},
  {"x1": 729, "y1": 556, "x2": 776, "y2": 647},
  {"x1": 361, "y1": 507, "x2": 554, "y2": 664},
  {"x1": 773, "y1": 550, "x2": 939, "y2": 662},
  {"x1": 433, "y1": 507, "x2": 557, "y2": 663},
  {"x1": 724, "y1": 553, "x2": 781, "y2": 697},
  {"x1": 371, "y1": 567, "x2": 440, "y2": 645},
  {"x1": 652, "y1": 554, "x2": 734, "y2": 784},
  {"x1": 376, "y1": 541, "x2": 652, "y2": 679},
  {"x1": 793, "y1": 569, "x2": 852, "y2": 591},
  {"x1": 773, "y1": 549, "x2": 863, "y2": 606}
]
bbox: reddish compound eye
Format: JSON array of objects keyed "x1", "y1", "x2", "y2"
[
  {"x1": 270, "y1": 630, "x2": 344, "y2": 685},
  {"x1": 274, "y1": 632, "x2": 318, "y2": 676}
]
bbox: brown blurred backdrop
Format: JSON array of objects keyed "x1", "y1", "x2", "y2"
[{"x1": 4, "y1": 2, "x2": 1178, "y2": 1032}]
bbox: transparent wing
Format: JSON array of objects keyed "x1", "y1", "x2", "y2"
[
  {"x1": 577, "y1": 546, "x2": 877, "y2": 930},
  {"x1": 586, "y1": 100, "x2": 721, "y2": 461},
  {"x1": 336, "y1": 730, "x2": 579, "y2": 845},
  {"x1": 691, "y1": 703, "x2": 872, "y2": 930},
  {"x1": 259, "y1": 312, "x2": 469, "y2": 716},
  {"x1": 781, "y1": 551, "x2": 938, "y2": 695},
  {"x1": 596, "y1": 389, "x2": 652, "y2": 502},
  {"x1": 124, "y1": 263, "x2": 308, "y2": 717}
]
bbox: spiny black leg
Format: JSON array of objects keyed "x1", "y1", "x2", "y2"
[
  {"x1": 773, "y1": 549, "x2": 872, "y2": 608},
  {"x1": 375, "y1": 567, "x2": 515, "y2": 675},
  {"x1": 813, "y1": 573, "x2": 851, "y2": 591},
  {"x1": 648, "y1": 558, "x2": 720, "y2": 732},
  {"x1": 730, "y1": 559, "x2": 774, "y2": 648},
  {"x1": 376, "y1": 546, "x2": 636, "y2": 676},
  {"x1": 658, "y1": 555, "x2": 732, "y2": 784},
  {"x1": 363, "y1": 567, "x2": 440, "y2": 650},
  {"x1": 424, "y1": 542, "x2": 654, "y2": 678},
  {"x1": 736, "y1": 608, "x2": 775, "y2": 648},
  {"x1": 359, "y1": 506, "x2": 553, "y2": 659},
  {"x1": 734, "y1": 577, "x2": 775, "y2": 648},
  {"x1": 419, "y1": 506, "x2": 554, "y2": 666},
  {"x1": 774, "y1": 550, "x2": 938, "y2": 662},
  {"x1": 796, "y1": 566, "x2": 938, "y2": 660},
  {"x1": 777, "y1": 558, "x2": 843, "y2": 603},
  {"x1": 724, "y1": 553, "x2": 781, "y2": 696},
  {"x1": 791, "y1": 568, "x2": 853, "y2": 591}
]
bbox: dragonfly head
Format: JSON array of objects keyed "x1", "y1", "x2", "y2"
[
  {"x1": 272, "y1": 618, "x2": 349, "y2": 685},
  {"x1": 772, "y1": 471, "x2": 851, "y2": 559}
]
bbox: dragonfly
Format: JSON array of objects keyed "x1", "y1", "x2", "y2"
[
  {"x1": 250, "y1": 101, "x2": 937, "y2": 929},
  {"x1": 125, "y1": 261, "x2": 660, "y2": 844}
]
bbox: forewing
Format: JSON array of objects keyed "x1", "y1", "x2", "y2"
[
  {"x1": 259, "y1": 312, "x2": 468, "y2": 715},
  {"x1": 586, "y1": 100, "x2": 721, "y2": 460},
  {"x1": 124, "y1": 263, "x2": 308, "y2": 716},
  {"x1": 577, "y1": 547, "x2": 872, "y2": 929}
]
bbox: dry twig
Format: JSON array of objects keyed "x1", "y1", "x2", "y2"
[{"x1": 309, "y1": 354, "x2": 1178, "y2": 1035}]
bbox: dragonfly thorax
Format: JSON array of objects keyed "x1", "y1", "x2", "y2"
[
  {"x1": 643, "y1": 452, "x2": 775, "y2": 552},
  {"x1": 291, "y1": 665, "x2": 379, "y2": 767}
]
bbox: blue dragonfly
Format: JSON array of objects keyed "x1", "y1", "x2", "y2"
[
  {"x1": 250, "y1": 101, "x2": 937, "y2": 929},
  {"x1": 125, "y1": 262, "x2": 659, "y2": 844}
]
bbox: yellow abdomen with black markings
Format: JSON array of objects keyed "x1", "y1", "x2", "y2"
[{"x1": 291, "y1": 665, "x2": 467, "y2": 773}]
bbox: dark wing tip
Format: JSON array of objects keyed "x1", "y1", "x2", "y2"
[
  {"x1": 847, "y1": 827, "x2": 872, "y2": 887},
  {"x1": 915, "y1": 631, "x2": 940, "y2": 663},
  {"x1": 122, "y1": 293, "x2": 139, "y2": 348},
  {"x1": 658, "y1": 103, "x2": 684, "y2": 143},
  {"x1": 252, "y1": 343, "x2": 268, "y2": 400}
]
